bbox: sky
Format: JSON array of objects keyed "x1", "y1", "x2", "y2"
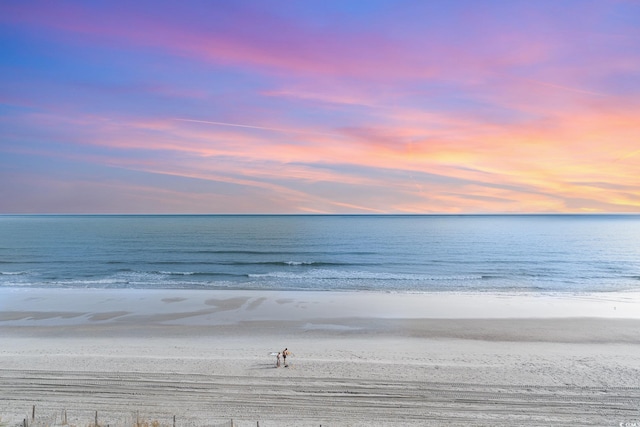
[{"x1": 1, "y1": 0, "x2": 639, "y2": 214}]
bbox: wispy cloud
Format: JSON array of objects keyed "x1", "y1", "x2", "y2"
[
  {"x1": 1, "y1": 0, "x2": 639, "y2": 213},
  {"x1": 174, "y1": 118, "x2": 343, "y2": 138}
]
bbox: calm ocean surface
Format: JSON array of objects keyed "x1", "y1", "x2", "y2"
[{"x1": 1, "y1": 215, "x2": 639, "y2": 293}]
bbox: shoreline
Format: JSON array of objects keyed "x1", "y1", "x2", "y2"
[{"x1": 1, "y1": 288, "x2": 640, "y2": 327}]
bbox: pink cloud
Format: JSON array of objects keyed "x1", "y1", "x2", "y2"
[
  {"x1": 3, "y1": 1, "x2": 640, "y2": 213},
  {"x1": 0, "y1": 1, "x2": 560, "y2": 83}
]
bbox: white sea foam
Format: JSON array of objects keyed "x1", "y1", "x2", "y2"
[
  {"x1": 248, "y1": 269, "x2": 483, "y2": 281},
  {"x1": 158, "y1": 271, "x2": 196, "y2": 276}
]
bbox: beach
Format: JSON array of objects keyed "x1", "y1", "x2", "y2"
[{"x1": 1, "y1": 289, "x2": 640, "y2": 426}]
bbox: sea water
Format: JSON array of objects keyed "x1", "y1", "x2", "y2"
[{"x1": 1, "y1": 214, "x2": 639, "y2": 293}]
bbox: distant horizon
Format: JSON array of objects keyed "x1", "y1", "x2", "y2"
[
  {"x1": 3, "y1": 212, "x2": 640, "y2": 217},
  {"x1": 2, "y1": 1, "x2": 639, "y2": 214}
]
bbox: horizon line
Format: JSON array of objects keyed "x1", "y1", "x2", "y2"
[{"x1": 2, "y1": 212, "x2": 639, "y2": 217}]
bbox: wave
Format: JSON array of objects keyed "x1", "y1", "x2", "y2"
[
  {"x1": 154, "y1": 271, "x2": 243, "y2": 278},
  {"x1": 0, "y1": 261, "x2": 48, "y2": 264},
  {"x1": 228, "y1": 260, "x2": 351, "y2": 267},
  {"x1": 4, "y1": 269, "x2": 638, "y2": 293},
  {"x1": 115, "y1": 269, "x2": 243, "y2": 278},
  {"x1": 157, "y1": 271, "x2": 195, "y2": 276},
  {"x1": 247, "y1": 269, "x2": 484, "y2": 282},
  {"x1": 181, "y1": 249, "x2": 378, "y2": 256},
  {"x1": 110, "y1": 260, "x2": 360, "y2": 268}
]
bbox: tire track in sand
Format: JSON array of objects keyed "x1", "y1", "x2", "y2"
[{"x1": 1, "y1": 369, "x2": 639, "y2": 426}]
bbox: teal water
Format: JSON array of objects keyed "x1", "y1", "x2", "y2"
[{"x1": 1, "y1": 215, "x2": 639, "y2": 293}]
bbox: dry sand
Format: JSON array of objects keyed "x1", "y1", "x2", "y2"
[{"x1": 1, "y1": 289, "x2": 640, "y2": 426}]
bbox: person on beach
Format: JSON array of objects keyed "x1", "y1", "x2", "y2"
[
  {"x1": 276, "y1": 352, "x2": 281, "y2": 368},
  {"x1": 282, "y1": 348, "x2": 289, "y2": 367}
]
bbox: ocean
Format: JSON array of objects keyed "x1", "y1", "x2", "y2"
[{"x1": 1, "y1": 214, "x2": 639, "y2": 293}]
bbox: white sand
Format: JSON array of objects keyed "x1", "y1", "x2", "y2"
[{"x1": 1, "y1": 289, "x2": 640, "y2": 426}]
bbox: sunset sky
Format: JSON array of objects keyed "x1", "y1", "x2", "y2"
[{"x1": 1, "y1": 0, "x2": 639, "y2": 214}]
